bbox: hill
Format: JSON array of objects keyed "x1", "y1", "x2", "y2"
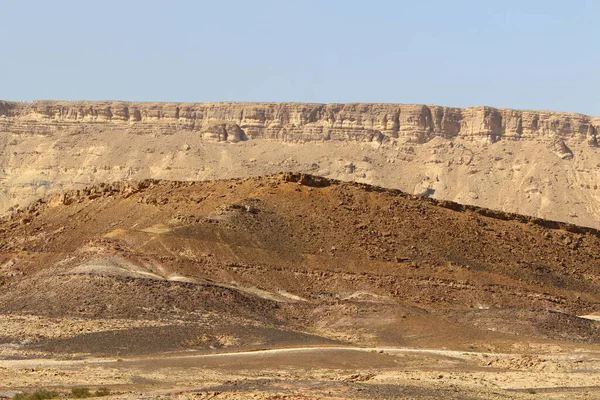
[
  {"x1": 1, "y1": 173, "x2": 600, "y2": 399},
  {"x1": 2, "y1": 172, "x2": 599, "y2": 345}
]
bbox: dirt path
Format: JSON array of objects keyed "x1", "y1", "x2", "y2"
[
  {"x1": 0, "y1": 345, "x2": 485, "y2": 367},
  {"x1": 5, "y1": 344, "x2": 599, "y2": 368}
]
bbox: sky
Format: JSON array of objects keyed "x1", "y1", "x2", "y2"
[{"x1": 1, "y1": 0, "x2": 598, "y2": 115}]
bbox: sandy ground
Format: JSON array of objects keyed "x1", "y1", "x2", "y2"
[{"x1": 2, "y1": 345, "x2": 600, "y2": 399}]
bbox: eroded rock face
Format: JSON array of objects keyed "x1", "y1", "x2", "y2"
[
  {"x1": 553, "y1": 138, "x2": 573, "y2": 160},
  {"x1": 201, "y1": 122, "x2": 248, "y2": 142},
  {"x1": 1, "y1": 100, "x2": 598, "y2": 143}
]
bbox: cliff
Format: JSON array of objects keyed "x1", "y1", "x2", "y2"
[
  {"x1": 1, "y1": 100, "x2": 600, "y2": 230},
  {"x1": 1, "y1": 100, "x2": 599, "y2": 144}
]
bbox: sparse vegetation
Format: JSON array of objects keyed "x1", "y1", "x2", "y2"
[
  {"x1": 12, "y1": 388, "x2": 111, "y2": 400},
  {"x1": 13, "y1": 389, "x2": 58, "y2": 400}
]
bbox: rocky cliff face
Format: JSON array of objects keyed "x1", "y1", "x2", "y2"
[
  {"x1": 1, "y1": 100, "x2": 600, "y2": 229},
  {"x1": 2, "y1": 100, "x2": 599, "y2": 144}
]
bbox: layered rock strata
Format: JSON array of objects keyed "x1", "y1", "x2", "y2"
[{"x1": 1, "y1": 101, "x2": 598, "y2": 144}]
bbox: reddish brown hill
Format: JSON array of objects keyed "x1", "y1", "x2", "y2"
[{"x1": 0, "y1": 173, "x2": 599, "y2": 355}]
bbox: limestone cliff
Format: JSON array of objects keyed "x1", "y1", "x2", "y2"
[
  {"x1": 1, "y1": 101, "x2": 598, "y2": 144},
  {"x1": 1, "y1": 100, "x2": 600, "y2": 229}
]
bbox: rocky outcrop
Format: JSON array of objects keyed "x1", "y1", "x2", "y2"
[
  {"x1": 553, "y1": 138, "x2": 574, "y2": 160},
  {"x1": 1, "y1": 100, "x2": 598, "y2": 144},
  {"x1": 201, "y1": 122, "x2": 248, "y2": 142}
]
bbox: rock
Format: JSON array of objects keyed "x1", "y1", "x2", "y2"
[
  {"x1": 201, "y1": 122, "x2": 248, "y2": 143},
  {"x1": 1, "y1": 100, "x2": 597, "y2": 143},
  {"x1": 553, "y1": 138, "x2": 573, "y2": 160}
]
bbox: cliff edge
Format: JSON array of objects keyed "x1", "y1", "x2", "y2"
[{"x1": 1, "y1": 100, "x2": 598, "y2": 144}]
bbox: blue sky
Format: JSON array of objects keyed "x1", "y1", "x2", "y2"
[{"x1": 1, "y1": 0, "x2": 598, "y2": 114}]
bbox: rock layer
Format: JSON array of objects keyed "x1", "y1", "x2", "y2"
[{"x1": 1, "y1": 100, "x2": 599, "y2": 144}]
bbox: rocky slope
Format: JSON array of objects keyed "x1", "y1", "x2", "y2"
[
  {"x1": 1, "y1": 100, "x2": 600, "y2": 227},
  {"x1": 1, "y1": 173, "x2": 600, "y2": 399},
  {"x1": 2, "y1": 173, "x2": 599, "y2": 345}
]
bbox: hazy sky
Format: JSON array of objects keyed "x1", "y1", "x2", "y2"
[{"x1": 1, "y1": 0, "x2": 598, "y2": 114}]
